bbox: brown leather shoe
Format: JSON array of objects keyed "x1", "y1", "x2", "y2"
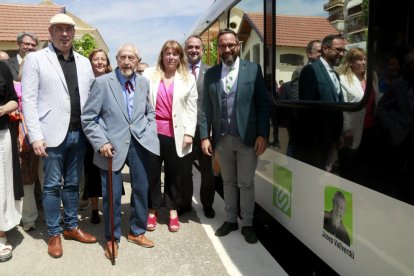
[
  {"x1": 63, "y1": 227, "x2": 97, "y2": 243},
  {"x1": 48, "y1": 235, "x2": 63, "y2": 258},
  {"x1": 104, "y1": 241, "x2": 119, "y2": 259},
  {"x1": 127, "y1": 233, "x2": 154, "y2": 248}
]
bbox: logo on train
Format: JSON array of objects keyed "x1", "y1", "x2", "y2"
[
  {"x1": 322, "y1": 186, "x2": 354, "y2": 259},
  {"x1": 272, "y1": 164, "x2": 292, "y2": 217}
]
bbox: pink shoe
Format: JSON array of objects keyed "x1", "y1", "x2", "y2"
[
  {"x1": 168, "y1": 216, "x2": 180, "y2": 232},
  {"x1": 147, "y1": 211, "x2": 157, "y2": 231}
]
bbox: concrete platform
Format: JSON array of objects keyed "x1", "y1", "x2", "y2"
[{"x1": 1, "y1": 167, "x2": 287, "y2": 276}]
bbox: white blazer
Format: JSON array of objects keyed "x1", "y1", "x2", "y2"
[
  {"x1": 340, "y1": 73, "x2": 379, "y2": 149},
  {"x1": 22, "y1": 43, "x2": 94, "y2": 147},
  {"x1": 144, "y1": 67, "x2": 197, "y2": 157}
]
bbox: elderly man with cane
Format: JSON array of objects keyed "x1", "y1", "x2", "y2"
[{"x1": 82, "y1": 43, "x2": 159, "y2": 260}]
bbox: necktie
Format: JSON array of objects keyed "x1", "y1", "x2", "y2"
[
  {"x1": 125, "y1": 80, "x2": 134, "y2": 94},
  {"x1": 329, "y1": 70, "x2": 340, "y2": 97},
  {"x1": 191, "y1": 65, "x2": 197, "y2": 80},
  {"x1": 124, "y1": 80, "x2": 134, "y2": 120},
  {"x1": 225, "y1": 66, "x2": 235, "y2": 94}
]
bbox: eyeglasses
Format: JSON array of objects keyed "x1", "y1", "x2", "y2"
[
  {"x1": 218, "y1": 43, "x2": 238, "y2": 50},
  {"x1": 136, "y1": 70, "x2": 144, "y2": 74},
  {"x1": 21, "y1": 42, "x2": 37, "y2": 47},
  {"x1": 328, "y1": 47, "x2": 347, "y2": 54}
]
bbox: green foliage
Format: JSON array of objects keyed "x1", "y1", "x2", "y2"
[
  {"x1": 73, "y1": 34, "x2": 98, "y2": 58},
  {"x1": 202, "y1": 38, "x2": 219, "y2": 66},
  {"x1": 362, "y1": 0, "x2": 369, "y2": 24}
]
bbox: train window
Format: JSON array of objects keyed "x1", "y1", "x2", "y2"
[{"x1": 267, "y1": 0, "x2": 370, "y2": 109}]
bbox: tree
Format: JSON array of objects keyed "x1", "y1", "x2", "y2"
[
  {"x1": 203, "y1": 38, "x2": 219, "y2": 66},
  {"x1": 73, "y1": 34, "x2": 97, "y2": 58}
]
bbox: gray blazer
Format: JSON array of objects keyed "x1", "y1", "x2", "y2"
[
  {"x1": 22, "y1": 43, "x2": 94, "y2": 147},
  {"x1": 81, "y1": 70, "x2": 160, "y2": 171}
]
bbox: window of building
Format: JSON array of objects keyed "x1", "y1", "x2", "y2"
[{"x1": 280, "y1": 54, "x2": 304, "y2": 66}]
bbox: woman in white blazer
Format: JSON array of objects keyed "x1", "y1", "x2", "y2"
[
  {"x1": 144, "y1": 40, "x2": 197, "y2": 232},
  {"x1": 337, "y1": 47, "x2": 379, "y2": 182}
]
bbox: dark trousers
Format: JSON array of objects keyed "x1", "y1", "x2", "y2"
[
  {"x1": 148, "y1": 134, "x2": 187, "y2": 210},
  {"x1": 83, "y1": 142, "x2": 102, "y2": 198},
  {"x1": 100, "y1": 139, "x2": 149, "y2": 242},
  {"x1": 181, "y1": 127, "x2": 215, "y2": 209}
]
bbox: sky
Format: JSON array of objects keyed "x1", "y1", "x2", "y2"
[{"x1": 2, "y1": 0, "x2": 326, "y2": 65}]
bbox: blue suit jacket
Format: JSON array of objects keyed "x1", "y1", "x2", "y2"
[
  {"x1": 199, "y1": 59, "x2": 269, "y2": 148},
  {"x1": 81, "y1": 70, "x2": 160, "y2": 171}
]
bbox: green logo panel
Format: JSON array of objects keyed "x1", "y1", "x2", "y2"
[{"x1": 272, "y1": 164, "x2": 292, "y2": 217}]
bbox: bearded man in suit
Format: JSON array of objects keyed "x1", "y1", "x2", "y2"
[
  {"x1": 199, "y1": 28, "x2": 269, "y2": 244},
  {"x1": 293, "y1": 34, "x2": 346, "y2": 170}
]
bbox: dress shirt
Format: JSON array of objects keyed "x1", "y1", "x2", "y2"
[
  {"x1": 320, "y1": 57, "x2": 341, "y2": 96},
  {"x1": 116, "y1": 68, "x2": 136, "y2": 120},
  {"x1": 221, "y1": 57, "x2": 240, "y2": 94},
  {"x1": 53, "y1": 45, "x2": 80, "y2": 130},
  {"x1": 188, "y1": 60, "x2": 201, "y2": 80}
]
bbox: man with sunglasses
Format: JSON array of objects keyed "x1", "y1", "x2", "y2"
[
  {"x1": 293, "y1": 34, "x2": 346, "y2": 170},
  {"x1": 7, "y1": 32, "x2": 38, "y2": 81}
]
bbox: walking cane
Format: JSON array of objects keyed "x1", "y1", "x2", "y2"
[{"x1": 108, "y1": 157, "x2": 116, "y2": 265}]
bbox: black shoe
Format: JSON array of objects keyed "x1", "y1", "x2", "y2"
[
  {"x1": 203, "y1": 206, "x2": 215, "y2": 218},
  {"x1": 241, "y1": 226, "x2": 258, "y2": 244},
  {"x1": 269, "y1": 141, "x2": 280, "y2": 149},
  {"x1": 91, "y1": 210, "x2": 100, "y2": 224},
  {"x1": 178, "y1": 206, "x2": 193, "y2": 216},
  {"x1": 215, "y1": 222, "x2": 238, "y2": 237}
]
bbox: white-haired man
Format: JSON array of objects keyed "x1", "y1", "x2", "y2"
[{"x1": 82, "y1": 44, "x2": 160, "y2": 259}]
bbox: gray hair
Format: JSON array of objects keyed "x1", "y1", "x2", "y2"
[
  {"x1": 116, "y1": 43, "x2": 141, "y2": 61},
  {"x1": 16, "y1": 32, "x2": 39, "y2": 45}
]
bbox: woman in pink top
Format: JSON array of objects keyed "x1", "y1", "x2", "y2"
[{"x1": 144, "y1": 40, "x2": 197, "y2": 232}]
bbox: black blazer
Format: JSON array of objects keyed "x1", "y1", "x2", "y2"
[
  {"x1": 7, "y1": 56, "x2": 20, "y2": 81},
  {"x1": 294, "y1": 58, "x2": 343, "y2": 146}
]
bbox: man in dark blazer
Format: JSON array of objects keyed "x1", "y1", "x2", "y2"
[
  {"x1": 199, "y1": 29, "x2": 269, "y2": 243},
  {"x1": 82, "y1": 44, "x2": 160, "y2": 259},
  {"x1": 8, "y1": 32, "x2": 38, "y2": 81},
  {"x1": 180, "y1": 35, "x2": 215, "y2": 218},
  {"x1": 293, "y1": 34, "x2": 346, "y2": 170}
]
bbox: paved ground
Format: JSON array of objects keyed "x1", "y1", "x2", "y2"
[{"x1": 1, "y1": 167, "x2": 286, "y2": 276}]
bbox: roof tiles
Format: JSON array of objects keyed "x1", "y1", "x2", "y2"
[
  {"x1": 0, "y1": 4, "x2": 64, "y2": 41},
  {"x1": 244, "y1": 13, "x2": 339, "y2": 48}
]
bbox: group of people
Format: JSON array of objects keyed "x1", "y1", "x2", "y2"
[
  {"x1": 282, "y1": 32, "x2": 414, "y2": 203},
  {"x1": 0, "y1": 13, "x2": 269, "y2": 262}
]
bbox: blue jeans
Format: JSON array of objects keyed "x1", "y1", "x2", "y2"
[
  {"x1": 101, "y1": 139, "x2": 149, "y2": 242},
  {"x1": 42, "y1": 130, "x2": 86, "y2": 237}
]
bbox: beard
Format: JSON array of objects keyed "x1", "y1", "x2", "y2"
[
  {"x1": 221, "y1": 52, "x2": 238, "y2": 67},
  {"x1": 119, "y1": 68, "x2": 134, "y2": 78}
]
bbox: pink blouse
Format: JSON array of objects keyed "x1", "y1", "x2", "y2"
[{"x1": 155, "y1": 80, "x2": 174, "y2": 137}]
